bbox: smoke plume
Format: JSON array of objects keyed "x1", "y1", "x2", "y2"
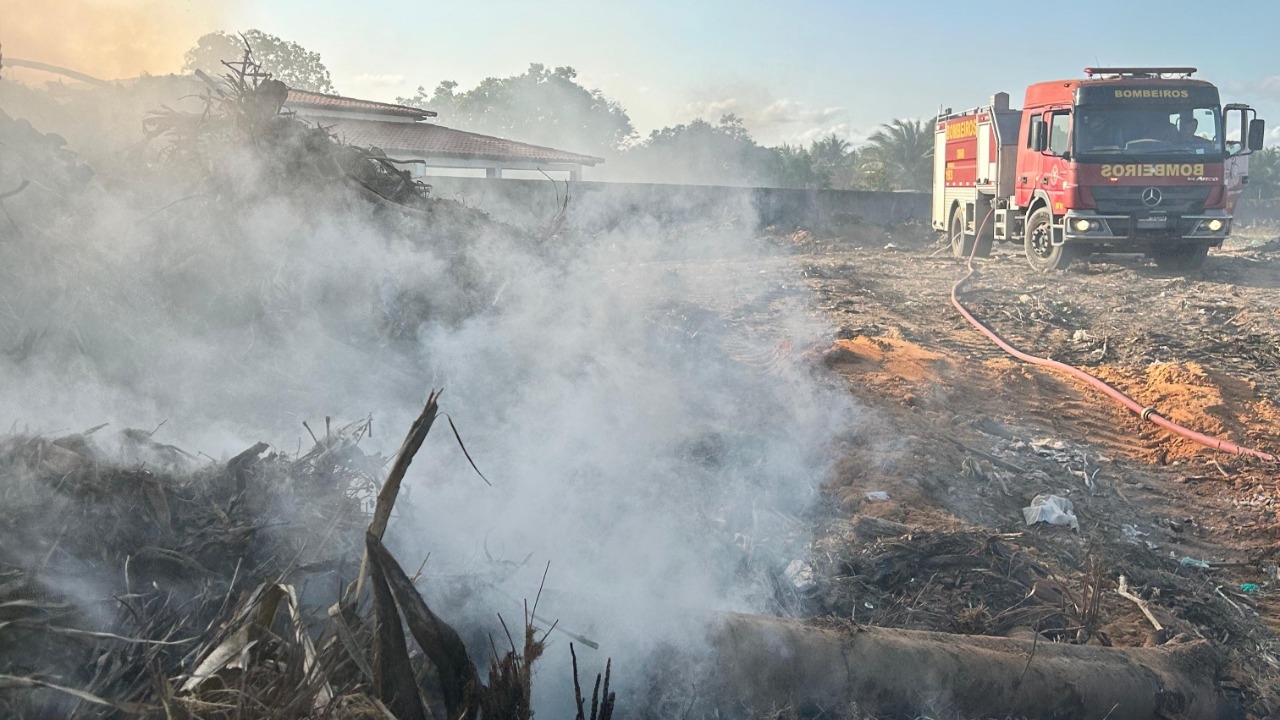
[{"x1": 0, "y1": 73, "x2": 861, "y2": 716}]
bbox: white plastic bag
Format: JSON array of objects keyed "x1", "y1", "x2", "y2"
[{"x1": 1022, "y1": 494, "x2": 1079, "y2": 531}]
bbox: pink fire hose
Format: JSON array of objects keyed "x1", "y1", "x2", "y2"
[{"x1": 950, "y1": 209, "x2": 1276, "y2": 463}]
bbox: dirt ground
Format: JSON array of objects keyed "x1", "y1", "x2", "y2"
[{"x1": 684, "y1": 223, "x2": 1280, "y2": 717}]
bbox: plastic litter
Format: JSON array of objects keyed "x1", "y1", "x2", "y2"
[
  {"x1": 1122, "y1": 524, "x2": 1146, "y2": 538},
  {"x1": 1178, "y1": 556, "x2": 1211, "y2": 569},
  {"x1": 1122, "y1": 524, "x2": 1159, "y2": 550},
  {"x1": 784, "y1": 559, "x2": 817, "y2": 593},
  {"x1": 1021, "y1": 494, "x2": 1079, "y2": 531},
  {"x1": 865, "y1": 491, "x2": 891, "y2": 501},
  {"x1": 1031, "y1": 438, "x2": 1072, "y2": 457},
  {"x1": 1241, "y1": 583, "x2": 1259, "y2": 594}
]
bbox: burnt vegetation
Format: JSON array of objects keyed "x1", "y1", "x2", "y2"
[{"x1": 0, "y1": 398, "x2": 615, "y2": 718}]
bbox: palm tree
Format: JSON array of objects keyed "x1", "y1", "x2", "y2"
[
  {"x1": 771, "y1": 143, "x2": 826, "y2": 189},
  {"x1": 808, "y1": 133, "x2": 857, "y2": 189},
  {"x1": 810, "y1": 133, "x2": 852, "y2": 166},
  {"x1": 859, "y1": 118, "x2": 934, "y2": 191},
  {"x1": 1248, "y1": 147, "x2": 1280, "y2": 199}
]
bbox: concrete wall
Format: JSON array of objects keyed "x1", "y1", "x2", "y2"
[
  {"x1": 426, "y1": 177, "x2": 1276, "y2": 235},
  {"x1": 425, "y1": 177, "x2": 932, "y2": 232}
]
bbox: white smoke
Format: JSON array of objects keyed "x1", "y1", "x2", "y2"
[{"x1": 0, "y1": 78, "x2": 863, "y2": 716}]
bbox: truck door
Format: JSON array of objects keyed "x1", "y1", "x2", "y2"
[
  {"x1": 1224, "y1": 104, "x2": 1259, "y2": 214},
  {"x1": 1040, "y1": 110, "x2": 1072, "y2": 215},
  {"x1": 1018, "y1": 109, "x2": 1071, "y2": 212}
]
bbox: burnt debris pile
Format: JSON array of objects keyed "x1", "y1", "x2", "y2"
[
  {"x1": 0, "y1": 419, "x2": 371, "y2": 716},
  {"x1": 0, "y1": 398, "x2": 614, "y2": 719},
  {"x1": 0, "y1": 49, "x2": 512, "y2": 367}
]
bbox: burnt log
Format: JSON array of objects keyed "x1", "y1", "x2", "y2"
[{"x1": 695, "y1": 614, "x2": 1229, "y2": 720}]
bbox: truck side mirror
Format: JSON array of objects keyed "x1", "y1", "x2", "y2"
[
  {"x1": 1030, "y1": 118, "x2": 1047, "y2": 152},
  {"x1": 1248, "y1": 118, "x2": 1266, "y2": 151}
]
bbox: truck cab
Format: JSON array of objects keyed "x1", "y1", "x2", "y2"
[{"x1": 934, "y1": 68, "x2": 1265, "y2": 271}]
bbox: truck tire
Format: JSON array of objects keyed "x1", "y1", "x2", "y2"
[
  {"x1": 949, "y1": 207, "x2": 992, "y2": 259},
  {"x1": 1152, "y1": 242, "x2": 1209, "y2": 272},
  {"x1": 1023, "y1": 207, "x2": 1073, "y2": 271}
]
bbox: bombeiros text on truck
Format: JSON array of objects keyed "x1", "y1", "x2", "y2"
[{"x1": 933, "y1": 67, "x2": 1265, "y2": 271}]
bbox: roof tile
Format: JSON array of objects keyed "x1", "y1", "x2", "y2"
[
  {"x1": 285, "y1": 89, "x2": 434, "y2": 119},
  {"x1": 309, "y1": 116, "x2": 604, "y2": 167}
]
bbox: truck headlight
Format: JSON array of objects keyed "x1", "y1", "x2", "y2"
[
  {"x1": 1207, "y1": 219, "x2": 1224, "y2": 232},
  {"x1": 1074, "y1": 219, "x2": 1091, "y2": 232}
]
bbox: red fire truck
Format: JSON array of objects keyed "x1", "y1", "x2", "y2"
[{"x1": 933, "y1": 68, "x2": 1265, "y2": 271}]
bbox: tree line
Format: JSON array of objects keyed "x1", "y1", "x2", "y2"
[
  {"x1": 392, "y1": 66, "x2": 934, "y2": 190},
  {"x1": 183, "y1": 31, "x2": 934, "y2": 191}
]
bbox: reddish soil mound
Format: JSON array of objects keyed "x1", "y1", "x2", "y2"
[
  {"x1": 823, "y1": 335, "x2": 946, "y2": 384},
  {"x1": 1092, "y1": 361, "x2": 1280, "y2": 462}
]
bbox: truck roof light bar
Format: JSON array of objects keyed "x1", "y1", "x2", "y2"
[{"x1": 1084, "y1": 67, "x2": 1197, "y2": 78}]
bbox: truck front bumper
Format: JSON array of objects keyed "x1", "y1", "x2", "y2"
[{"x1": 1060, "y1": 210, "x2": 1230, "y2": 245}]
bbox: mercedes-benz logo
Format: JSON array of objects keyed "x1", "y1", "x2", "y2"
[{"x1": 1141, "y1": 187, "x2": 1163, "y2": 207}]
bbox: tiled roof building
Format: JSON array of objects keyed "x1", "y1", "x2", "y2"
[{"x1": 285, "y1": 89, "x2": 603, "y2": 179}]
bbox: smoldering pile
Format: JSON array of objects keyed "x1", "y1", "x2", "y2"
[
  {"x1": 0, "y1": 418, "x2": 373, "y2": 716},
  {"x1": 0, "y1": 396, "x2": 615, "y2": 719}
]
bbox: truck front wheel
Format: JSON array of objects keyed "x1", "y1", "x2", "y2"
[
  {"x1": 1024, "y1": 208, "x2": 1073, "y2": 271},
  {"x1": 1151, "y1": 242, "x2": 1209, "y2": 272}
]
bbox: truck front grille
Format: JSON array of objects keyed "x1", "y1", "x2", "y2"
[{"x1": 1091, "y1": 186, "x2": 1212, "y2": 215}]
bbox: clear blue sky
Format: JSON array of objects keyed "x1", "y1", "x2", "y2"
[{"x1": 98, "y1": 0, "x2": 1280, "y2": 146}]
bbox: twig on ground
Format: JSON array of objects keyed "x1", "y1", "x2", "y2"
[{"x1": 1117, "y1": 575, "x2": 1163, "y2": 632}]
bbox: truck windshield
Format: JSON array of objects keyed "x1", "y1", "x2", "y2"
[{"x1": 1074, "y1": 106, "x2": 1222, "y2": 157}]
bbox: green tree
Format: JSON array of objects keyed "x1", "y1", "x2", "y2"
[
  {"x1": 398, "y1": 64, "x2": 634, "y2": 155},
  {"x1": 808, "y1": 133, "x2": 860, "y2": 189},
  {"x1": 859, "y1": 118, "x2": 934, "y2": 191},
  {"x1": 809, "y1": 134, "x2": 851, "y2": 168},
  {"x1": 184, "y1": 30, "x2": 335, "y2": 94},
  {"x1": 617, "y1": 118, "x2": 866, "y2": 188},
  {"x1": 1247, "y1": 147, "x2": 1280, "y2": 199},
  {"x1": 617, "y1": 114, "x2": 783, "y2": 186},
  {"x1": 769, "y1": 144, "x2": 826, "y2": 189}
]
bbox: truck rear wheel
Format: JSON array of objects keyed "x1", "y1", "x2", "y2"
[
  {"x1": 1024, "y1": 208, "x2": 1073, "y2": 271},
  {"x1": 1151, "y1": 242, "x2": 1209, "y2": 272},
  {"x1": 949, "y1": 206, "x2": 992, "y2": 259}
]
